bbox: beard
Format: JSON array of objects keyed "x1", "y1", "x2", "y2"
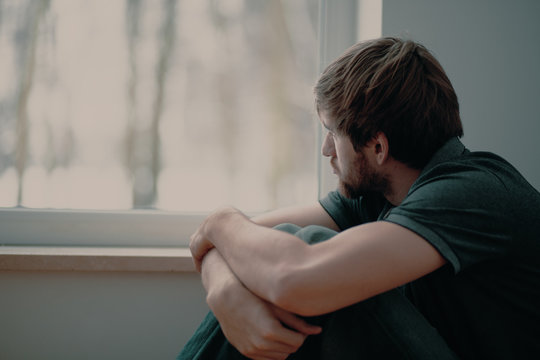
[{"x1": 337, "y1": 151, "x2": 389, "y2": 199}]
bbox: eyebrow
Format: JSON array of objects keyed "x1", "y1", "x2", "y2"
[
  {"x1": 321, "y1": 118, "x2": 333, "y2": 131},
  {"x1": 321, "y1": 118, "x2": 344, "y2": 133}
]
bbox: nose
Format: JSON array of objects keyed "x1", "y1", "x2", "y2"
[{"x1": 321, "y1": 131, "x2": 336, "y2": 157}]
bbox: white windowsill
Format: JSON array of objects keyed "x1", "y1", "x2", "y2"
[{"x1": 0, "y1": 246, "x2": 195, "y2": 272}]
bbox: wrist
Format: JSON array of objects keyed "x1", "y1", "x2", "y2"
[
  {"x1": 206, "y1": 269, "x2": 245, "y2": 313},
  {"x1": 207, "y1": 272, "x2": 240, "y2": 309},
  {"x1": 202, "y1": 249, "x2": 242, "y2": 307}
]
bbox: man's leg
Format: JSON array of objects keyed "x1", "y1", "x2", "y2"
[
  {"x1": 178, "y1": 224, "x2": 458, "y2": 359},
  {"x1": 178, "y1": 311, "x2": 247, "y2": 360}
]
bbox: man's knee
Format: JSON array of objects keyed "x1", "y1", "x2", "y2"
[
  {"x1": 273, "y1": 223, "x2": 303, "y2": 234},
  {"x1": 273, "y1": 223, "x2": 338, "y2": 245}
]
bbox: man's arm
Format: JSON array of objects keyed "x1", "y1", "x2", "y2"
[
  {"x1": 196, "y1": 202, "x2": 330, "y2": 358},
  {"x1": 194, "y1": 202, "x2": 337, "y2": 274},
  {"x1": 191, "y1": 208, "x2": 446, "y2": 317}
]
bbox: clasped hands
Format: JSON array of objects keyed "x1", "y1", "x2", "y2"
[
  {"x1": 189, "y1": 207, "x2": 322, "y2": 359},
  {"x1": 190, "y1": 206, "x2": 240, "y2": 272}
]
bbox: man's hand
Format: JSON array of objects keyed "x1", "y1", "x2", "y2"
[
  {"x1": 190, "y1": 207, "x2": 241, "y2": 272},
  {"x1": 202, "y1": 249, "x2": 321, "y2": 359},
  {"x1": 207, "y1": 271, "x2": 321, "y2": 360}
]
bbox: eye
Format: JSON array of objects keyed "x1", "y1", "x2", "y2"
[
  {"x1": 323, "y1": 128, "x2": 337, "y2": 142},
  {"x1": 325, "y1": 130, "x2": 335, "y2": 141}
]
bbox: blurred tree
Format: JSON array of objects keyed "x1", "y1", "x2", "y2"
[
  {"x1": 267, "y1": 0, "x2": 294, "y2": 208},
  {"x1": 14, "y1": 0, "x2": 50, "y2": 205},
  {"x1": 125, "y1": 0, "x2": 177, "y2": 208},
  {"x1": 146, "y1": 0, "x2": 176, "y2": 207},
  {"x1": 125, "y1": 0, "x2": 142, "y2": 206},
  {"x1": 209, "y1": 0, "x2": 239, "y2": 196}
]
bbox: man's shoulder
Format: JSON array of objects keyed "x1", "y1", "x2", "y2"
[
  {"x1": 414, "y1": 148, "x2": 529, "y2": 197},
  {"x1": 399, "y1": 147, "x2": 540, "y2": 236},
  {"x1": 418, "y1": 138, "x2": 526, "y2": 190}
]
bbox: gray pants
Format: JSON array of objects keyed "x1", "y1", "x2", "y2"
[{"x1": 178, "y1": 224, "x2": 458, "y2": 359}]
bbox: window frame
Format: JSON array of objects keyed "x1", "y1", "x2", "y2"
[
  {"x1": 317, "y1": 0, "x2": 382, "y2": 197},
  {"x1": 1, "y1": 0, "x2": 381, "y2": 248}
]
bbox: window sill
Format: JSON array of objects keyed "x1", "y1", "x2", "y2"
[{"x1": 0, "y1": 246, "x2": 195, "y2": 272}]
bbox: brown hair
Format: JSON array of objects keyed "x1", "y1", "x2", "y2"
[{"x1": 315, "y1": 37, "x2": 463, "y2": 169}]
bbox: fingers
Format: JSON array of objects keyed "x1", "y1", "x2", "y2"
[
  {"x1": 241, "y1": 343, "x2": 297, "y2": 360},
  {"x1": 236, "y1": 305, "x2": 318, "y2": 358},
  {"x1": 263, "y1": 327, "x2": 306, "y2": 353},
  {"x1": 192, "y1": 256, "x2": 203, "y2": 273},
  {"x1": 235, "y1": 319, "x2": 307, "y2": 359},
  {"x1": 189, "y1": 232, "x2": 213, "y2": 272},
  {"x1": 235, "y1": 337, "x2": 300, "y2": 360},
  {"x1": 272, "y1": 306, "x2": 322, "y2": 335}
]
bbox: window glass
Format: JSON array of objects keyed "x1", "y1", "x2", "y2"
[{"x1": 0, "y1": 0, "x2": 319, "y2": 212}]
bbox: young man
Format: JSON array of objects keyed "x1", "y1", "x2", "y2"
[{"x1": 180, "y1": 37, "x2": 540, "y2": 359}]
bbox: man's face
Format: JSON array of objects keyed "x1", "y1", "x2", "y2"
[{"x1": 320, "y1": 112, "x2": 388, "y2": 198}]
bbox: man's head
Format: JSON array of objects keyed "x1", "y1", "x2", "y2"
[{"x1": 315, "y1": 37, "x2": 463, "y2": 170}]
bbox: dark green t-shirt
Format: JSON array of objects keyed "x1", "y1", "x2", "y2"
[{"x1": 319, "y1": 138, "x2": 540, "y2": 359}]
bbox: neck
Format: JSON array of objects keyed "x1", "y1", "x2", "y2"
[{"x1": 383, "y1": 161, "x2": 421, "y2": 206}]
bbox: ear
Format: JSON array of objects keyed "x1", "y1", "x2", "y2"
[{"x1": 370, "y1": 132, "x2": 390, "y2": 166}]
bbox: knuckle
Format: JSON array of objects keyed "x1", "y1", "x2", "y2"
[
  {"x1": 253, "y1": 337, "x2": 266, "y2": 349},
  {"x1": 261, "y1": 329, "x2": 274, "y2": 341},
  {"x1": 242, "y1": 345, "x2": 258, "y2": 358},
  {"x1": 290, "y1": 335, "x2": 305, "y2": 349},
  {"x1": 260, "y1": 324, "x2": 279, "y2": 341}
]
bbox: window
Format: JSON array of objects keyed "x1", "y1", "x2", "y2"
[
  {"x1": 0, "y1": 0, "x2": 365, "y2": 246},
  {"x1": 0, "y1": 0, "x2": 321, "y2": 212}
]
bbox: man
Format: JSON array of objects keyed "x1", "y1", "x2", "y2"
[{"x1": 180, "y1": 37, "x2": 540, "y2": 359}]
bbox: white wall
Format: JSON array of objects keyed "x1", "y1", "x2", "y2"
[
  {"x1": 382, "y1": 0, "x2": 540, "y2": 190},
  {"x1": 0, "y1": 271, "x2": 207, "y2": 360}
]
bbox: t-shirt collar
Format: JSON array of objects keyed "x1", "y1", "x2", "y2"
[{"x1": 421, "y1": 137, "x2": 467, "y2": 174}]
